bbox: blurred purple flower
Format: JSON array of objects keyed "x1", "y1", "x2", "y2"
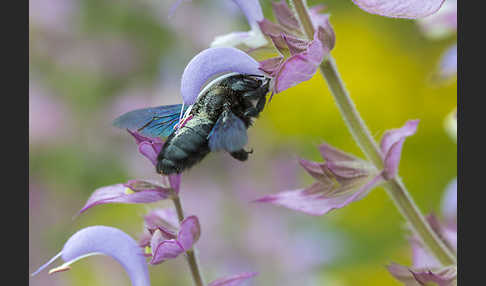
[
  {"x1": 79, "y1": 180, "x2": 174, "y2": 214},
  {"x1": 211, "y1": 0, "x2": 267, "y2": 49},
  {"x1": 208, "y1": 272, "x2": 258, "y2": 286},
  {"x1": 255, "y1": 120, "x2": 419, "y2": 215},
  {"x1": 180, "y1": 47, "x2": 263, "y2": 105},
  {"x1": 29, "y1": 0, "x2": 77, "y2": 33},
  {"x1": 437, "y1": 44, "x2": 457, "y2": 80},
  {"x1": 418, "y1": 0, "x2": 456, "y2": 39},
  {"x1": 146, "y1": 215, "x2": 201, "y2": 265},
  {"x1": 29, "y1": 80, "x2": 72, "y2": 145},
  {"x1": 352, "y1": 0, "x2": 446, "y2": 19},
  {"x1": 387, "y1": 263, "x2": 456, "y2": 286},
  {"x1": 31, "y1": 226, "x2": 150, "y2": 286},
  {"x1": 417, "y1": 0, "x2": 457, "y2": 79}
]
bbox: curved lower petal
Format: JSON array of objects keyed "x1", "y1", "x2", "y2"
[
  {"x1": 79, "y1": 183, "x2": 171, "y2": 214},
  {"x1": 32, "y1": 226, "x2": 150, "y2": 286},
  {"x1": 352, "y1": 0, "x2": 446, "y2": 19},
  {"x1": 209, "y1": 272, "x2": 258, "y2": 286},
  {"x1": 180, "y1": 47, "x2": 263, "y2": 105}
]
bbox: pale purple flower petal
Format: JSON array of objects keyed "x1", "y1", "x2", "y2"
[
  {"x1": 79, "y1": 182, "x2": 171, "y2": 214},
  {"x1": 254, "y1": 173, "x2": 383, "y2": 216},
  {"x1": 259, "y1": 57, "x2": 284, "y2": 76},
  {"x1": 150, "y1": 230, "x2": 184, "y2": 265},
  {"x1": 32, "y1": 226, "x2": 150, "y2": 286},
  {"x1": 272, "y1": 31, "x2": 326, "y2": 93},
  {"x1": 387, "y1": 263, "x2": 456, "y2": 286},
  {"x1": 352, "y1": 0, "x2": 446, "y2": 19},
  {"x1": 208, "y1": 272, "x2": 258, "y2": 286},
  {"x1": 181, "y1": 47, "x2": 263, "y2": 105},
  {"x1": 380, "y1": 120, "x2": 419, "y2": 179},
  {"x1": 298, "y1": 158, "x2": 328, "y2": 181},
  {"x1": 128, "y1": 130, "x2": 164, "y2": 166},
  {"x1": 177, "y1": 216, "x2": 201, "y2": 251}
]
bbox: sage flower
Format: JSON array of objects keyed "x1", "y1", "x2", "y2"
[
  {"x1": 352, "y1": 0, "x2": 446, "y2": 19},
  {"x1": 143, "y1": 214, "x2": 201, "y2": 265},
  {"x1": 257, "y1": 1, "x2": 335, "y2": 94},
  {"x1": 255, "y1": 120, "x2": 419, "y2": 215},
  {"x1": 31, "y1": 226, "x2": 150, "y2": 286}
]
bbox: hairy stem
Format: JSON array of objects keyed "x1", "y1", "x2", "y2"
[
  {"x1": 290, "y1": 0, "x2": 456, "y2": 266},
  {"x1": 171, "y1": 190, "x2": 205, "y2": 286}
]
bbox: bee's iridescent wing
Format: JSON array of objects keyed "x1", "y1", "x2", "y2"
[
  {"x1": 113, "y1": 104, "x2": 188, "y2": 138},
  {"x1": 208, "y1": 110, "x2": 248, "y2": 152}
]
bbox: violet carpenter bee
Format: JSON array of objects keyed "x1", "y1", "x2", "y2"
[{"x1": 113, "y1": 73, "x2": 271, "y2": 175}]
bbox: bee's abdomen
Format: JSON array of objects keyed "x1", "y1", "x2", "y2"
[{"x1": 157, "y1": 117, "x2": 213, "y2": 175}]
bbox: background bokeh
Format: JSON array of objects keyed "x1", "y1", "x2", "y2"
[{"x1": 29, "y1": 0, "x2": 457, "y2": 285}]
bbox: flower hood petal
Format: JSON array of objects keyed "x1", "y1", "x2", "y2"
[
  {"x1": 380, "y1": 120, "x2": 419, "y2": 179},
  {"x1": 32, "y1": 226, "x2": 150, "y2": 286},
  {"x1": 181, "y1": 47, "x2": 263, "y2": 105}
]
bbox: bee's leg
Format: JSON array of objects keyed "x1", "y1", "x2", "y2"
[{"x1": 229, "y1": 148, "x2": 253, "y2": 161}]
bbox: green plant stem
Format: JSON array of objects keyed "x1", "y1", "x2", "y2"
[
  {"x1": 171, "y1": 190, "x2": 205, "y2": 286},
  {"x1": 290, "y1": 0, "x2": 456, "y2": 266}
]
